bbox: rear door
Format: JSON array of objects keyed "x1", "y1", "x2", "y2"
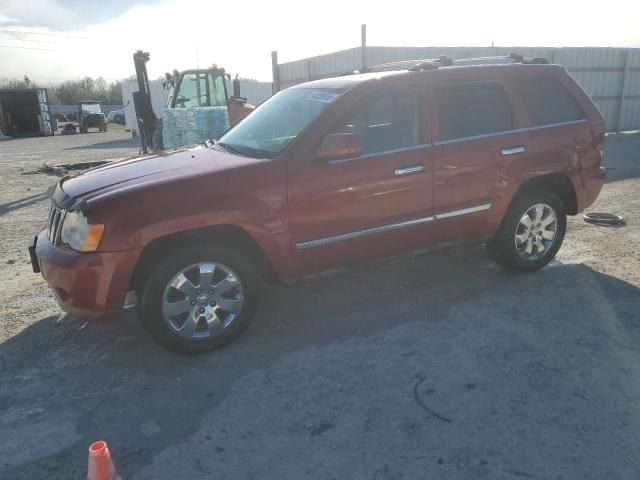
[
  {"x1": 515, "y1": 74, "x2": 599, "y2": 200},
  {"x1": 287, "y1": 86, "x2": 434, "y2": 274},
  {"x1": 431, "y1": 76, "x2": 524, "y2": 243}
]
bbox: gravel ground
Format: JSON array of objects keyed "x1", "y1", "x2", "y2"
[{"x1": 0, "y1": 129, "x2": 639, "y2": 479}]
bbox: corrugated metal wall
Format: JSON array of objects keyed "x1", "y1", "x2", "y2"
[{"x1": 277, "y1": 46, "x2": 640, "y2": 131}]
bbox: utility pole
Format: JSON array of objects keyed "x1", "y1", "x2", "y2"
[
  {"x1": 271, "y1": 51, "x2": 280, "y2": 94},
  {"x1": 361, "y1": 24, "x2": 367, "y2": 70}
]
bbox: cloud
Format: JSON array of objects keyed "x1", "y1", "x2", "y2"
[
  {"x1": 0, "y1": 0, "x2": 638, "y2": 85},
  {"x1": 0, "y1": 14, "x2": 20, "y2": 25},
  {"x1": 0, "y1": 0, "x2": 168, "y2": 29}
]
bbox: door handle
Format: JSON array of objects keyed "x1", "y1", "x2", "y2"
[
  {"x1": 394, "y1": 165, "x2": 424, "y2": 176},
  {"x1": 501, "y1": 145, "x2": 525, "y2": 156}
]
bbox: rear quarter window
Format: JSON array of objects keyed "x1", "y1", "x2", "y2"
[{"x1": 518, "y1": 76, "x2": 583, "y2": 126}]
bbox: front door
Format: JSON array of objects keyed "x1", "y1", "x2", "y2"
[{"x1": 287, "y1": 87, "x2": 434, "y2": 274}]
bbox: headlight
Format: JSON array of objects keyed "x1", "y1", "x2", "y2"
[{"x1": 60, "y1": 210, "x2": 104, "y2": 252}]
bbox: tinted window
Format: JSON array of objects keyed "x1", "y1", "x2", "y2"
[
  {"x1": 518, "y1": 76, "x2": 582, "y2": 126},
  {"x1": 438, "y1": 82, "x2": 513, "y2": 141},
  {"x1": 333, "y1": 88, "x2": 420, "y2": 154}
]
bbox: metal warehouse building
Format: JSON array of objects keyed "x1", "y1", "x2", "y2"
[{"x1": 273, "y1": 46, "x2": 640, "y2": 132}]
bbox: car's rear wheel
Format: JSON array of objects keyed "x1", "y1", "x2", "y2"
[
  {"x1": 140, "y1": 244, "x2": 260, "y2": 353},
  {"x1": 486, "y1": 190, "x2": 567, "y2": 271}
]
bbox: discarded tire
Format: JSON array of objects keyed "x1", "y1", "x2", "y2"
[{"x1": 583, "y1": 212, "x2": 624, "y2": 226}]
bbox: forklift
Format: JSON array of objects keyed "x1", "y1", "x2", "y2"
[{"x1": 132, "y1": 50, "x2": 254, "y2": 153}]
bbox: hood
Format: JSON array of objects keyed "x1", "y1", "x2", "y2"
[{"x1": 59, "y1": 145, "x2": 264, "y2": 202}]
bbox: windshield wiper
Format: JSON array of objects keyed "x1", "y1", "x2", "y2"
[{"x1": 217, "y1": 142, "x2": 241, "y2": 155}]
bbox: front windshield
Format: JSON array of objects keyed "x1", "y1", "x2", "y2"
[
  {"x1": 217, "y1": 88, "x2": 342, "y2": 158},
  {"x1": 81, "y1": 103, "x2": 102, "y2": 114}
]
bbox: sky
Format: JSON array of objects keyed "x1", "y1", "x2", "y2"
[{"x1": 0, "y1": 0, "x2": 639, "y2": 84}]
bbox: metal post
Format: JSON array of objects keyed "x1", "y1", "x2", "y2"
[
  {"x1": 361, "y1": 24, "x2": 367, "y2": 69},
  {"x1": 271, "y1": 51, "x2": 280, "y2": 94},
  {"x1": 617, "y1": 48, "x2": 631, "y2": 133}
]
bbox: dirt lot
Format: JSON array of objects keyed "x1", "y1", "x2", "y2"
[{"x1": 1, "y1": 128, "x2": 639, "y2": 479}]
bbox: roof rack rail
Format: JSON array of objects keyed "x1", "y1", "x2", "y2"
[{"x1": 344, "y1": 53, "x2": 549, "y2": 76}]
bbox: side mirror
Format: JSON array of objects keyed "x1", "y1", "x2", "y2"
[{"x1": 315, "y1": 133, "x2": 361, "y2": 162}]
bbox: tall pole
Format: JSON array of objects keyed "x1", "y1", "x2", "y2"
[
  {"x1": 271, "y1": 51, "x2": 280, "y2": 94},
  {"x1": 361, "y1": 24, "x2": 367, "y2": 70},
  {"x1": 617, "y1": 48, "x2": 631, "y2": 132}
]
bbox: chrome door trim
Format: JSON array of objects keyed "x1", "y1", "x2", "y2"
[
  {"x1": 296, "y1": 215, "x2": 436, "y2": 250},
  {"x1": 295, "y1": 202, "x2": 492, "y2": 250},
  {"x1": 327, "y1": 143, "x2": 432, "y2": 165},
  {"x1": 394, "y1": 165, "x2": 424, "y2": 176},
  {"x1": 501, "y1": 145, "x2": 526, "y2": 156},
  {"x1": 527, "y1": 118, "x2": 588, "y2": 131},
  {"x1": 433, "y1": 127, "x2": 529, "y2": 146},
  {"x1": 432, "y1": 119, "x2": 588, "y2": 146},
  {"x1": 434, "y1": 202, "x2": 491, "y2": 220}
]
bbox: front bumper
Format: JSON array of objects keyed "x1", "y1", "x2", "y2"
[{"x1": 31, "y1": 230, "x2": 142, "y2": 322}]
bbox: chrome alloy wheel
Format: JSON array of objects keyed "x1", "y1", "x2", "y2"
[
  {"x1": 161, "y1": 262, "x2": 244, "y2": 340},
  {"x1": 514, "y1": 203, "x2": 558, "y2": 261}
]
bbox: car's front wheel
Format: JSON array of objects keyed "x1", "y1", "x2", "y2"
[
  {"x1": 486, "y1": 190, "x2": 567, "y2": 271},
  {"x1": 140, "y1": 244, "x2": 260, "y2": 353}
]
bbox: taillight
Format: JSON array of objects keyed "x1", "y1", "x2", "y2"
[{"x1": 591, "y1": 124, "x2": 606, "y2": 162}]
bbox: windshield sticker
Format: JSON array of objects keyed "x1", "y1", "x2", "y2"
[{"x1": 309, "y1": 91, "x2": 339, "y2": 103}]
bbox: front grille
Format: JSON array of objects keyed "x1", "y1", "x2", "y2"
[{"x1": 47, "y1": 204, "x2": 65, "y2": 244}]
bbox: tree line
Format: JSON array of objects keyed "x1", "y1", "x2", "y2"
[{"x1": 0, "y1": 75, "x2": 123, "y2": 105}]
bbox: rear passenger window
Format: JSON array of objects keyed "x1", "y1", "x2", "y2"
[
  {"x1": 333, "y1": 88, "x2": 420, "y2": 154},
  {"x1": 518, "y1": 76, "x2": 582, "y2": 126},
  {"x1": 438, "y1": 81, "x2": 513, "y2": 141}
]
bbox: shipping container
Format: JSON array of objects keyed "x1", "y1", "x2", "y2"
[{"x1": 0, "y1": 88, "x2": 54, "y2": 137}]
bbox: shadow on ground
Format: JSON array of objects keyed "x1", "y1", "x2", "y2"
[
  {"x1": 65, "y1": 137, "x2": 140, "y2": 151},
  {"x1": 1, "y1": 247, "x2": 640, "y2": 479},
  {"x1": 0, "y1": 191, "x2": 49, "y2": 216}
]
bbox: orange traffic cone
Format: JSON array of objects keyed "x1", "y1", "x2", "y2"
[{"x1": 87, "y1": 440, "x2": 121, "y2": 480}]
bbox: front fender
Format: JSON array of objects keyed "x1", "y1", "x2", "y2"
[
  {"x1": 89, "y1": 162, "x2": 295, "y2": 278},
  {"x1": 128, "y1": 207, "x2": 295, "y2": 279}
]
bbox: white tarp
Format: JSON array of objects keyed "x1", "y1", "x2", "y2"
[
  {"x1": 121, "y1": 78, "x2": 272, "y2": 134},
  {"x1": 162, "y1": 106, "x2": 230, "y2": 149}
]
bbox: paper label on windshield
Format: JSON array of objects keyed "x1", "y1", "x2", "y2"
[{"x1": 309, "y1": 91, "x2": 339, "y2": 103}]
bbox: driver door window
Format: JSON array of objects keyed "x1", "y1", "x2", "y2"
[{"x1": 333, "y1": 88, "x2": 420, "y2": 154}]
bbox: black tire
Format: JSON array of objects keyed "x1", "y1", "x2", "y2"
[
  {"x1": 139, "y1": 244, "x2": 260, "y2": 353},
  {"x1": 486, "y1": 189, "x2": 567, "y2": 271}
]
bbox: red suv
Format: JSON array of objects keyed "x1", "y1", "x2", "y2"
[{"x1": 29, "y1": 55, "x2": 606, "y2": 352}]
